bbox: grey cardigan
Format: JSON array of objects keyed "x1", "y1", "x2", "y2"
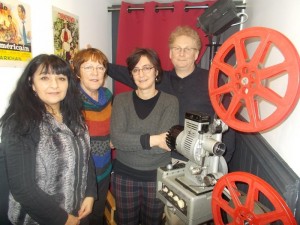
[{"x1": 111, "y1": 91, "x2": 179, "y2": 171}]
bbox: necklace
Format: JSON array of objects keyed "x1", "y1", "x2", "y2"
[
  {"x1": 53, "y1": 113, "x2": 63, "y2": 123},
  {"x1": 46, "y1": 106, "x2": 63, "y2": 123},
  {"x1": 49, "y1": 111, "x2": 63, "y2": 123}
]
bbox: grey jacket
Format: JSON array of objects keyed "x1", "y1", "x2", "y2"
[
  {"x1": 2, "y1": 114, "x2": 96, "y2": 225},
  {"x1": 111, "y1": 91, "x2": 179, "y2": 171}
]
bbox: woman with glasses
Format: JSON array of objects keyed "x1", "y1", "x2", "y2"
[
  {"x1": 110, "y1": 48, "x2": 179, "y2": 225},
  {"x1": 72, "y1": 48, "x2": 113, "y2": 225}
]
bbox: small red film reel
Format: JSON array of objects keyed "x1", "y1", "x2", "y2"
[{"x1": 211, "y1": 172, "x2": 297, "y2": 224}]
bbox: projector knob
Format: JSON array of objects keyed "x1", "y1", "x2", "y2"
[{"x1": 166, "y1": 164, "x2": 173, "y2": 170}]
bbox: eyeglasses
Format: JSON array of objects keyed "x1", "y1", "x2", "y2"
[
  {"x1": 131, "y1": 66, "x2": 154, "y2": 75},
  {"x1": 82, "y1": 65, "x2": 106, "y2": 73},
  {"x1": 171, "y1": 47, "x2": 198, "y2": 55}
]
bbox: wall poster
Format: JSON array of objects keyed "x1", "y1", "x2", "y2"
[
  {"x1": 0, "y1": 0, "x2": 32, "y2": 67},
  {"x1": 52, "y1": 7, "x2": 79, "y2": 64}
]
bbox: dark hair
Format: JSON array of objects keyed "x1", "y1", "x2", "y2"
[
  {"x1": 72, "y1": 47, "x2": 108, "y2": 81},
  {"x1": 18, "y1": 4, "x2": 25, "y2": 14},
  {"x1": 126, "y1": 48, "x2": 163, "y2": 83},
  {"x1": 0, "y1": 54, "x2": 85, "y2": 135}
]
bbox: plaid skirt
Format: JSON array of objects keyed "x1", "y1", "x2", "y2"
[{"x1": 111, "y1": 172, "x2": 164, "y2": 225}]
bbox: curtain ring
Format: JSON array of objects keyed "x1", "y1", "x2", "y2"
[
  {"x1": 155, "y1": 5, "x2": 174, "y2": 13},
  {"x1": 184, "y1": 4, "x2": 189, "y2": 12}
]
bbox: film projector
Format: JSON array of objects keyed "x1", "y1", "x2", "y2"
[{"x1": 156, "y1": 27, "x2": 300, "y2": 224}]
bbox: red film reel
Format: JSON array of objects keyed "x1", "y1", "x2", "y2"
[
  {"x1": 209, "y1": 27, "x2": 298, "y2": 223},
  {"x1": 209, "y1": 27, "x2": 300, "y2": 132},
  {"x1": 211, "y1": 172, "x2": 297, "y2": 225}
]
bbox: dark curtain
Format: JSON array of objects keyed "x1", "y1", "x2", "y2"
[{"x1": 114, "y1": 1, "x2": 215, "y2": 95}]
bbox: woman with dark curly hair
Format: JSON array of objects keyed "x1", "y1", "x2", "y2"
[{"x1": 0, "y1": 54, "x2": 96, "y2": 225}]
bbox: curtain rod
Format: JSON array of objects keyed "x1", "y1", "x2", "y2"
[{"x1": 107, "y1": 3, "x2": 246, "y2": 12}]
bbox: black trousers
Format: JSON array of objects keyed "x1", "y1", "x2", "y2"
[{"x1": 88, "y1": 174, "x2": 110, "y2": 225}]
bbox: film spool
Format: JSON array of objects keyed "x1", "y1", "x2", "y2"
[
  {"x1": 209, "y1": 27, "x2": 300, "y2": 132},
  {"x1": 211, "y1": 172, "x2": 297, "y2": 224},
  {"x1": 209, "y1": 27, "x2": 299, "y2": 223}
]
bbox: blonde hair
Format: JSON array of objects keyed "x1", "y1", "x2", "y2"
[{"x1": 168, "y1": 26, "x2": 201, "y2": 50}]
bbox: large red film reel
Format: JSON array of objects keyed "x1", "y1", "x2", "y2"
[
  {"x1": 211, "y1": 172, "x2": 297, "y2": 224},
  {"x1": 209, "y1": 27, "x2": 300, "y2": 132}
]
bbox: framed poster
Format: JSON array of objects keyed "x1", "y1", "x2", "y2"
[
  {"x1": 52, "y1": 7, "x2": 79, "y2": 64},
  {"x1": 0, "y1": 0, "x2": 32, "y2": 67}
]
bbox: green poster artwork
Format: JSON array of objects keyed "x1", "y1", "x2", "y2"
[{"x1": 52, "y1": 6, "x2": 79, "y2": 64}]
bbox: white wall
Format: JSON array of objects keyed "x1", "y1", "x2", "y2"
[
  {"x1": 1, "y1": 0, "x2": 300, "y2": 177},
  {"x1": 0, "y1": 0, "x2": 113, "y2": 117},
  {"x1": 243, "y1": 0, "x2": 300, "y2": 177}
]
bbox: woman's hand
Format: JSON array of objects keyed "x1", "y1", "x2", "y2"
[
  {"x1": 65, "y1": 214, "x2": 80, "y2": 225},
  {"x1": 78, "y1": 197, "x2": 94, "y2": 220},
  {"x1": 109, "y1": 140, "x2": 115, "y2": 149},
  {"x1": 150, "y1": 132, "x2": 170, "y2": 151}
]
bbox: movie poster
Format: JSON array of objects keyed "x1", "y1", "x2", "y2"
[
  {"x1": 0, "y1": 0, "x2": 32, "y2": 67},
  {"x1": 52, "y1": 7, "x2": 79, "y2": 64}
]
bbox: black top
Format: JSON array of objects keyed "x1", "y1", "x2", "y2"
[
  {"x1": 108, "y1": 63, "x2": 235, "y2": 162},
  {"x1": 133, "y1": 90, "x2": 161, "y2": 120}
]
